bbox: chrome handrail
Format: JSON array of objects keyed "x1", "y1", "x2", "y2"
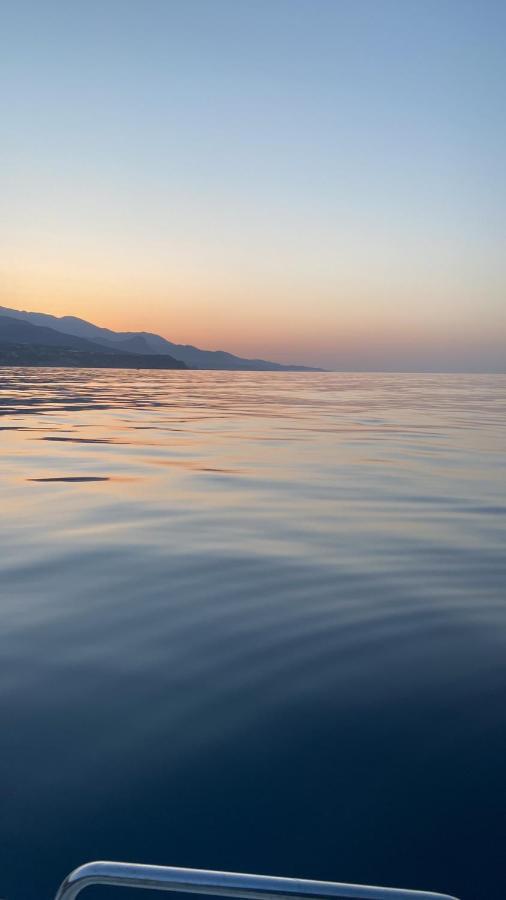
[{"x1": 53, "y1": 861, "x2": 460, "y2": 900}]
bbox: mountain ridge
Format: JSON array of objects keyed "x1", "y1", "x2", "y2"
[
  {"x1": 0, "y1": 314, "x2": 186, "y2": 369},
  {"x1": 0, "y1": 305, "x2": 322, "y2": 371}
]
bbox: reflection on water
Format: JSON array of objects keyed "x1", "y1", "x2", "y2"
[
  {"x1": 1, "y1": 368, "x2": 506, "y2": 900},
  {"x1": 28, "y1": 476, "x2": 112, "y2": 483}
]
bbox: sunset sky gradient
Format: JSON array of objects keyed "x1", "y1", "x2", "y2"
[{"x1": 2, "y1": 0, "x2": 505, "y2": 370}]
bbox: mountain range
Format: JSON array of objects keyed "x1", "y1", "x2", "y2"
[{"x1": 0, "y1": 305, "x2": 321, "y2": 371}]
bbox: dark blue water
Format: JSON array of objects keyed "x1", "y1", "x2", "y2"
[{"x1": 1, "y1": 369, "x2": 505, "y2": 900}]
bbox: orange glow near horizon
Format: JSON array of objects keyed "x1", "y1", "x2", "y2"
[
  {"x1": 2, "y1": 237, "x2": 505, "y2": 371},
  {"x1": 2, "y1": 268, "x2": 504, "y2": 372}
]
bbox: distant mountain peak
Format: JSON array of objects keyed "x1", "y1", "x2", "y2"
[
  {"x1": 0, "y1": 313, "x2": 186, "y2": 369},
  {"x1": 0, "y1": 304, "x2": 323, "y2": 371}
]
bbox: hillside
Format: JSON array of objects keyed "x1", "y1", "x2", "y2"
[
  {"x1": 0, "y1": 315, "x2": 186, "y2": 369},
  {"x1": 0, "y1": 305, "x2": 322, "y2": 371}
]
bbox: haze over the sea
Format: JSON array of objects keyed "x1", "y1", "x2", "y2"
[{"x1": 2, "y1": 0, "x2": 505, "y2": 371}]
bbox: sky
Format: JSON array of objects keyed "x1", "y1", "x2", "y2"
[{"x1": 1, "y1": 0, "x2": 505, "y2": 370}]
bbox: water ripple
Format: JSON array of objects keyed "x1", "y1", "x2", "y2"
[{"x1": 0, "y1": 369, "x2": 505, "y2": 900}]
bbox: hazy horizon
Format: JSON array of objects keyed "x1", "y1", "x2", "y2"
[
  {"x1": 2, "y1": 0, "x2": 505, "y2": 371},
  {"x1": 2, "y1": 300, "x2": 506, "y2": 373}
]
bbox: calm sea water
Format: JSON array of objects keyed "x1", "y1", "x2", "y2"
[{"x1": 1, "y1": 369, "x2": 506, "y2": 900}]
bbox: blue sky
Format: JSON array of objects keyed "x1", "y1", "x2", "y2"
[{"x1": 2, "y1": 0, "x2": 505, "y2": 369}]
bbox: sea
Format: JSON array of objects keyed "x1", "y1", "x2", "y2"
[{"x1": 1, "y1": 369, "x2": 505, "y2": 900}]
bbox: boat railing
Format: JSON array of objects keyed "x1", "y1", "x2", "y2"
[{"x1": 53, "y1": 861, "x2": 460, "y2": 900}]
